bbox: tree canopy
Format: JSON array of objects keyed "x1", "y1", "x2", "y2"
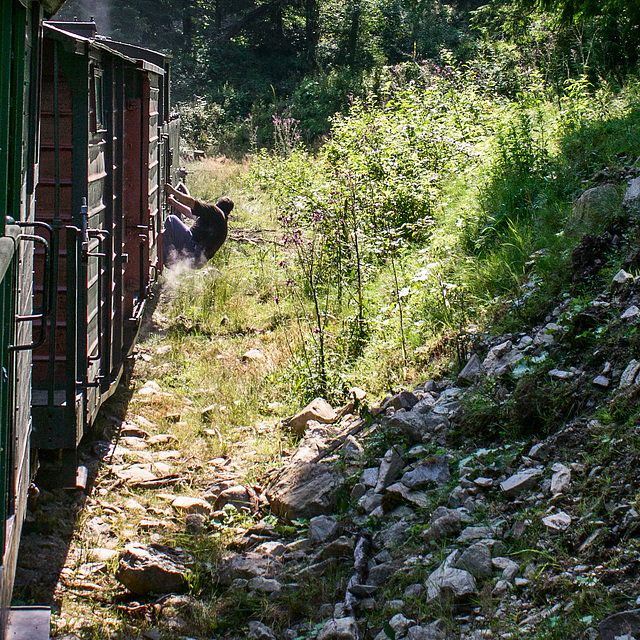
[{"x1": 54, "y1": 0, "x2": 640, "y2": 152}]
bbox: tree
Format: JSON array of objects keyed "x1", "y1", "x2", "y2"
[
  {"x1": 532, "y1": 0, "x2": 640, "y2": 23},
  {"x1": 305, "y1": 0, "x2": 319, "y2": 65},
  {"x1": 527, "y1": 0, "x2": 640, "y2": 71}
]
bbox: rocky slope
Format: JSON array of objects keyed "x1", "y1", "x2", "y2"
[{"x1": 14, "y1": 176, "x2": 640, "y2": 640}]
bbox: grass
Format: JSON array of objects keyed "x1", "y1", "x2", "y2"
[
  {"x1": 38, "y1": 75, "x2": 640, "y2": 639},
  {"x1": 133, "y1": 158, "x2": 304, "y2": 468},
  {"x1": 43, "y1": 158, "x2": 354, "y2": 637}
]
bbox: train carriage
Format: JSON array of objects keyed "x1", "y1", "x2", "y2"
[
  {"x1": 0, "y1": 7, "x2": 178, "y2": 636},
  {"x1": 103, "y1": 37, "x2": 179, "y2": 348},
  {"x1": 0, "y1": 0, "x2": 64, "y2": 634},
  {"x1": 33, "y1": 21, "x2": 179, "y2": 484}
]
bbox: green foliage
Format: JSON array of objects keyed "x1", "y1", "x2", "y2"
[
  {"x1": 249, "y1": 67, "x2": 503, "y2": 397},
  {"x1": 556, "y1": 80, "x2": 640, "y2": 181},
  {"x1": 287, "y1": 69, "x2": 367, "y2": 140},
  {"x1": 178, "y1": 97, "x2": 227, "y2": 152},
  {"x1": 475, "y1": 106, "x2": 552, "y2": 251},
  {"x1": 58, "y1": 0, "x2": 640, "y2": 154},
  {"x1": 323, "y1": 78, "x2": 490, "y2": 233},
  {"x1": 246, "y1": 51, "x2": 640, "y2": 403}
]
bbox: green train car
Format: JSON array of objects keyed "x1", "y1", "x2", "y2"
[
  {"x1": 32, "y1": 21, "x2": 179, "y2": 485},
  {"x1": 0, "y1": 0, "x2": 64, "y2": 636}
]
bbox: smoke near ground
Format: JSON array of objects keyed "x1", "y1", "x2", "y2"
[{"x1": 163, "y1": 249, "x2": 205, "y2": 282}]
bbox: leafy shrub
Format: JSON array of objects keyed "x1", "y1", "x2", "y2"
[
  {"x1": 247, "y1": 58, "x2": 640, "y2": 401},
  {"x1": 475, "y1": 106, "x2": 552, "y2": 251},
  {"x1": 177, "y1": 97, "x2": 226, "y2": 153}
]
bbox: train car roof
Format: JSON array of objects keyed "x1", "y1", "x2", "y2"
[
  {"x1": 42, "y1": 21, "x2": 167, "y2": 75},
  {"x1": 95, "y1": 38, "x2": 171, "y2": 70},
  {"x1": 44, "y1": 19, "x2": 97, "y2": 39}
]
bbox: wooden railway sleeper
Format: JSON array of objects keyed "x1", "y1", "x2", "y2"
[{"x1": 9, "y1": 221, "x2": 55, "y2": 352}]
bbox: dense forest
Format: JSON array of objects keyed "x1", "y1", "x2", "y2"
[{"x1": 55, "y1": 0, "x2": 640, "y2": 151}]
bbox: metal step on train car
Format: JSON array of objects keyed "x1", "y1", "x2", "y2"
[{"x1": 33, "y1": 20, "x2": 180, "y2": 487}]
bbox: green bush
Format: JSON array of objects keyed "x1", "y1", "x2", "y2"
[
  {"x1": 246, "y1": 59, "x2": 640, "y2": 400},
  {"x1": 177, "y1": 97, "x2": 226, "y2": 152}
]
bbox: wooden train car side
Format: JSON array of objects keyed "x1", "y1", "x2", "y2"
[
  {"x1": 33, "y1": 22, "x2": 179, "y2": 483},
  {"x1": 0, "y1": 0, "x2": 64, "y2": 634},
  {"x1": 105, "y1": 38, "x2": 179, "y2": 348},
  {"x1": 0, "y1": 9, "x2": 178, "y2": 636}
]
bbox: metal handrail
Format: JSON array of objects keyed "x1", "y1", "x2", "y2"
[{"x1": 9, "y1": 221, "x2": 54, "y2": 352}]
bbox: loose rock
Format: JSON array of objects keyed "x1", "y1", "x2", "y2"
[
  {"x1": 309, "y1": 515, "x2": 339, "y2": 543},
  {"x1": 218, "y1": 552, "x2": 283, "y2": 584},
  {"x1": 266, "y1": 463, "x2": 341, "y2": 520},
  {"x1": 620, "y1": 360, "x2": 640, "y2": 388},
  {"x1": 425, "y1": 551, "x2": 476, "y2": 602},
  {"x1": 375, "y1": 446, "x2": 405, "y2": 493},
  {"x1": 458, "y1": 354, "x2": 481, "y2": 385},
  {"x1": 248, "y1": 620, "x2": 277, "y2": 640},
  {"x1": 288, "y1": 398, "x2": 337, "y2": 437},
  {"x1": 454, "y1": 543, "x2": 492, "y2": 579},
  {"x1": 550, "y1": 463, "x2": 571, "y2": 496},
  {"x1": 317, "y1": 616, "x2": 359, "y2": 640},
  {"x1": 500, "y1": 469, "x2": 543, "y2": 497},
  {"x1": 421, "y1": 510, "x2": 462, "y2": 542},
  {"x1": 401, "y1": 456, "x2": 450, "y2": 489},
  {"x1": 171, "y1": 496, "x2": 212, "y2": 515},
  {"x1": 115, "y1": 544, "x2": 188, "y2": 595},
  {"x1": 542, "y1": 511, "x2": 572, "y2": 532}
]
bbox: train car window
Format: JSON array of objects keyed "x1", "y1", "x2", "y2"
[{"x1": 90, "y1": 67, "x2": 104, "y2": 132}]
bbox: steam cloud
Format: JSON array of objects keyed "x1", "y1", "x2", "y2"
[{"x1": 65, "y1": 0, "x2": 112, "y2": 36}]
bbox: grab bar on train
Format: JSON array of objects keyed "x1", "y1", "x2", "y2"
[
  {"x1": 86, "y1": 228, "x2": 110, "y2": 370},
  {"x1": 9, "y1": 221, "x2": 55, "y2": 352}
]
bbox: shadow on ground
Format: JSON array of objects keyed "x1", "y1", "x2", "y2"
[{"x1": 11, "y1": 288, "x2": 164, "y2": 610}]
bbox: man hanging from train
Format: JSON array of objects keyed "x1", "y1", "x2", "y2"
[{"x1": 162, "y1": 182, "x2": 234, "y2": 268}]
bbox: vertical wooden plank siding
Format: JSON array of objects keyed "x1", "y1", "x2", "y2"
[{"x1": 0, "y1": 0, "x2": 43, "y2": 627}]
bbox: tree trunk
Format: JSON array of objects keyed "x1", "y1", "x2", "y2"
[
  {"x1": 271, "y1": 2, "x2": 284, "y2": 43},
  {"x1": 305, "y1": 0, "x2": 319, "y2": 66},
  {"x1": 182, "y1": 0, "x2": 193, "y2": 54},
  {"x1": 215, "y1": 0, "x2": 222, "y2": 30},
  {"x1": 347, "y1": 3, "x2": 360, "y2": 68},
  {"x1": 220, "y1": 0, "x2": 284, "y2": 41}
]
